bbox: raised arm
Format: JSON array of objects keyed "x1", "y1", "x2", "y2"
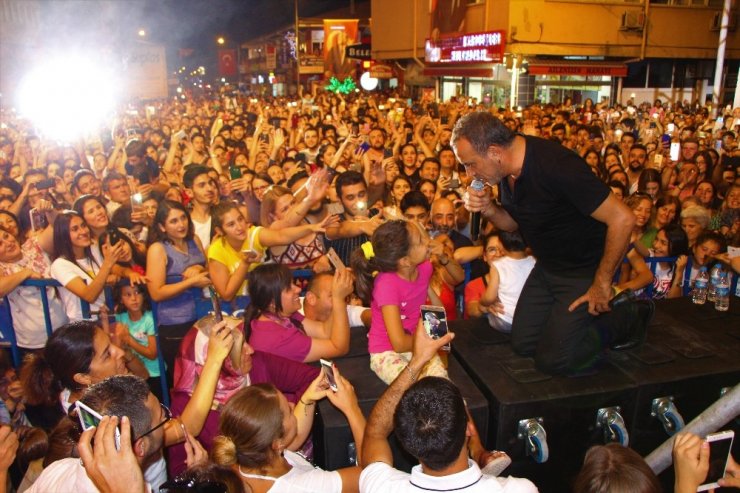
[
  {"x1": 362, "y1": 322, "x2": 453, "y2": 466},
  {"x1": 302, "y1": 269, "x2": 353, "y2": 362}
]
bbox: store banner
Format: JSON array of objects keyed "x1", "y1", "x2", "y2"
[
  {"x1": 266, "y1": 45, "x2": 277, "y2": 70},
  {"x1": 218, "y1": 49, "x2": 237, "y2": 76},
  {"x1": 323, "y1": 19, "x2": 358, "y2": 79}
]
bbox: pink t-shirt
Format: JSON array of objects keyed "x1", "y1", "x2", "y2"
[
  {"x1": 249, "y1": 313, "x2": 311, "y2": 362},
  {"x1": 368, "y1": 260, "x2": 433, "y2": 354}
]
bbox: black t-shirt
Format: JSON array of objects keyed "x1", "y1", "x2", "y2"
[{"x1": 499, "y1": 136, "x2": 610, "y2": 273}]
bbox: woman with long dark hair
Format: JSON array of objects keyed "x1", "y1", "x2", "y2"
[
  {"x1": 146, "y1": 199, "x2": 210, "y2": 383},
  {"x1": 49, "y1": 211, "x2": 125, "y2": 321}
]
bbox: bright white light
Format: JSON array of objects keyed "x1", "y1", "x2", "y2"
[
  {"x1": 176, "y1": 87, "x2": 182, "y2": 93},
  {"x1": 138, "y1": 29, "x2": 146, "y2": 37},
  {"x1": 17, "y1": 55, "x2": 118, "y2": 142},
  {"x1": 360, "y1": 72, "x2": 378, "y2": 91}
]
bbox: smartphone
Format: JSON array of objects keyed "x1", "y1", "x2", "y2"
[
  {"x1": 326, "y1": 202, "x2": 345, "y2": 216},
  {"x1": 359, "y1": 141, "x2": 371, "y2": 153},
  {"x1": 383, "y1": 148, "x2": 393, "y2": 159},
  {"x1": 130, "y1": 192, "x2": 144, "y2": 211},
  {"x1": 653, "y1": 154, "x2": 664, "y2": 169},
  {"x1": 229, "y1": 166, "x2": 243, "y2": 180},
  {"x1": 698, "y1": 430, "x2": 734, "y2": 491},
  {"x1": 715, "y1": 140, "x2": 723, "y2": 152},
  {"x1": 447, "y1": 179, "x2": 460, "y2": 189},
  {"x1": 666, "y1": 123, "x2": 676, "y2": 133},
  {"x1": 174, "y1": 129, "x2": 187, "y2": 141},
  {"x1": 35, "y1": 178, "x2": 55, "y2": 190},
  {"x1": 420, "y1": 305, "x2": 450, "y2": 352},
  {"x1": 325, "y1": 247, "x2": 345, "y2": 270},
  {"x1": 29, "y1": 208, "x2": 48, "y2": 231},
  {"x1": 125, "y1": 128, "x2": 137, "y2": 139},
  {"x1": 320, "y1": 359, "x2": 338, "y2": 391},
  {"x1": 208, "y1": 287, "x2": 223, "y2": 323},
  {"x1": 670, "y1": 142, "x2": 681, "y2": 162},
  {"x1": 107, "y1": 228, "x2": 122, "y2": 247},
  {"x1": 75, "y1": 400, "x2": 120, "y2": 450}
]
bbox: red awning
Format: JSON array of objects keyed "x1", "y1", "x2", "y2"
[
  {"x1": 528, "y1": 59, "x2": 628, "y2": 77},
  {"x1": 422, "y1": 66, "x2": 493, "y2": 78}
]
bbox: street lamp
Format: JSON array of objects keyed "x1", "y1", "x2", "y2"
[
  {"x1": 217, "y1": 36, "x2": 225, "y2": 45},
  {"x1": 138, "y1": 29, "x2": 146, "y2": 37}
]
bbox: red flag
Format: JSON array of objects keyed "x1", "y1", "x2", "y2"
[{"x1": 218, "y1": 49, "x2": 237, "y2": 76}]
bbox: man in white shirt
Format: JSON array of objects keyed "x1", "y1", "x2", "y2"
[
  {"x1": 360, "y1": 326, "x2": 538, "y2": 493},
  {"x1": 183, "y1": 165, "x2": 216, "y2": 250},
  {"x1": 28, "y1": 375, "x2": 169, "y2": 493}
]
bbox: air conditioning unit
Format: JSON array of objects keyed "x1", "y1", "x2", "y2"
[
  {"x1": 620, "y1": 11, "x2": 645, "y2": 31},
  {"x1": 710, "y1": 11, "x2": 737, "y2": 31}
]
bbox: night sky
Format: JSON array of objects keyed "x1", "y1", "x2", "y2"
[{"x1": 28, "y1": 0, "x2": 367, "y2": 77}]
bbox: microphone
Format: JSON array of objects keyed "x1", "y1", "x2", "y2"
[{"x1": 469, "y1": 179, "x2": 485, "y2": 242}]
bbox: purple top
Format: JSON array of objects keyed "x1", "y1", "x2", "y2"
[
  {"x1": 369, "y1": 260, "x2": 433, "y2": 354},
  {"x1": 249, "y1": 313, "x2": 311, "y2": 362},
  {"x1": 168, "y1": 327, "x2": 319, "y2": 478}
]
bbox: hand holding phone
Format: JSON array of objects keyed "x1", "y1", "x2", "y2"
[
  {"x1": 421, "y1": 305, "x2": 450, "y2": 352},
  {"x1": 698, "y1": 431, "x2": 734, "y2": 491},
  {"x1": 75, "y1": 401, "x2": 121, "y2": 450},
  {"x1": 320, "y1": 359, "x2": 338, "y2": 391}
]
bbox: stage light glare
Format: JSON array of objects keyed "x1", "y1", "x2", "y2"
[{"x1": 17, "y1": 55, "x2": 118, "y2": 142}]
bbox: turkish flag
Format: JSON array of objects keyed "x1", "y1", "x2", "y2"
[{"x1": 218, "y1": 49, "x2": 237, "y2": 76}]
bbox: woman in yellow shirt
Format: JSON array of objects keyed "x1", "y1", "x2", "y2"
[{"x1": 208, "y1": 201, "x2": 337, "y2": 302}]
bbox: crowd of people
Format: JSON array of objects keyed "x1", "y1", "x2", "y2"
[{"x1": 0, "y1": 87, "x2": 739, "y2": 492}]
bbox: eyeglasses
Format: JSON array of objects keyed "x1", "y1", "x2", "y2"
[
  {"x1": 136, "y1": 403, "x2": 171, "y2": 441},
  {"x1": 159, "y1": 478, "x2": 227, "y2": 493}
]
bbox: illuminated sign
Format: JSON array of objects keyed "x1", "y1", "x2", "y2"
[
  {"x1": 346, "y1": 43, "x2": 372, "y2": 60},
  {"x1": 425, "y1": 30, "x2": 505, "y2": 65}
]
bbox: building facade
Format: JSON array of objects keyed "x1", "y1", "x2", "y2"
[{"x1": 371, "y1": 0, "x2": 739, "y2": 106}]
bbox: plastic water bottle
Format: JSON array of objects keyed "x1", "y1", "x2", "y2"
[
  {"x1": 692, "y1": 267, "x2": 709, "y2": 305},
  {"x1": 715, "y1": 273, "x2": 730, "y2": 312},
  {"x1": 707, "y1": 263, "x2": 722, "y2": 302}
]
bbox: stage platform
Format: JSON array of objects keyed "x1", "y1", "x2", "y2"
[{"x1": 311, "y1": 300, "x2": 739, "y2": 492}]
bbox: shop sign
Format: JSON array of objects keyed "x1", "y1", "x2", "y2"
[
  {"x1": 346, "y1": 43, "x2": 371, "y2": 60},
  {"x1": 425, "y1": 30, "x2": 505, "y2": 64},
  {"x1": 370, "y1": 64, "x2": 393, "y2": 79}
]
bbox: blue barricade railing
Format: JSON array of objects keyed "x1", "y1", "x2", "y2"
[{"x1": 0, "y1": 268, "x2": 316, "y2": 406}]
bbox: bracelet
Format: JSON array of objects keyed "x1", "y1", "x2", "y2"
[
  {"x1": 300, "y1": 398, "x2": 315, "y2": 406},
  {"x1": 405, "y1": 365, "x2": 417, "y2": 382}
]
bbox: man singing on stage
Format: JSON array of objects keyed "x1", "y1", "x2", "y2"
[{"x1": 452, "y1": 112, "x2": 654, "y2": 375}]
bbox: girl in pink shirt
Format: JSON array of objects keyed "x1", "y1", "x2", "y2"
[{"x1": 352, "y1": 220, "x2": 447, "y2": 384}]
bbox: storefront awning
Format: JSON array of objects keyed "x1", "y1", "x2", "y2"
[{"x1": 528, "y1": 59, "x2": 628, "y2": 77}]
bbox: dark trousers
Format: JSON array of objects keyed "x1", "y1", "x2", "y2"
[
  {"x1": 158, "y1": 320, "x2": 195, "y2": 387},
  {"x1": 511, "y1": 264, "x2": 632, "y2": 375}
]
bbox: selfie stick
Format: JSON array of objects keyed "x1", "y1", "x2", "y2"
[{"x1": 645, "y1": 383, "x2": 740, "y2": 474}]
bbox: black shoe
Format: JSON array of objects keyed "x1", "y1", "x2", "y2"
[
  {"x1": 608, "y1": 288, "x2": 637, "y2": 309},
  {"x1": 610, "y1": 299, "x2": 655, "y2": 351}
]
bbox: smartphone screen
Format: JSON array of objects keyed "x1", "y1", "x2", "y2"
[
  {"x1": 229, "y1": 166, "x2": 243, "y2": 180},
  {"x1": 420, "y1": 305, "x2": 450, "y2": 351},
  {"x1": 320, "y1": 359, "x2": 337, "y2": 391},
  {"x1": 29, "y1": 208, "x2": 48, "y2": 231},
  {"x1": 699, "y1": 431, "x2": 734, "y2": 491}
]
